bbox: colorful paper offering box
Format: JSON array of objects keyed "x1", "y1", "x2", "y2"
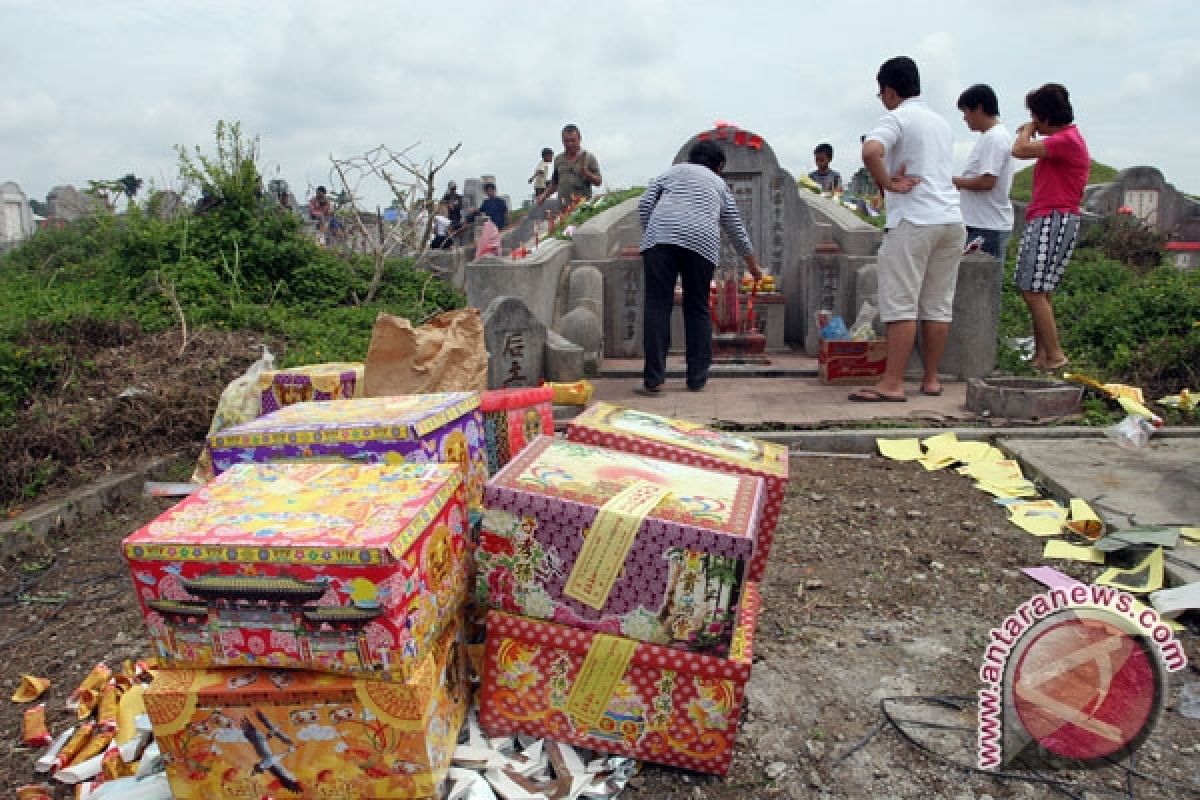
[
  {"x1": 123, "y1": 463, "x2": 468, "y2": 682},
  {"x1": 480, "y1": 387, "x2": 555, "y2": 473},
  {"x1": 478, "y1": 437, "x2": 763, "y2": 655},
  {"x1": 258, "y1": 361, "x2": 364, "y2": 416},
  {"x1": 479, "y1": 582, "x2": 760, "y2": 776},
  {"x1": 146, "y1": 618, "x2": 467, "y2": 800},
  {"x1": 565, "y1": 402, "x2": 788, "y2": 583},
  {"x1": 207, "y1": 393, "x2": 487, "y2": 512}
]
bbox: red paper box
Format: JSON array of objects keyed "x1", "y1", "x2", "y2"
[
  {"x1": 565, "y1": 402, "x2": 788, "y2": 583},
  {"x1": 479, "y1": 583, "x2": 760, "y2": 775},
  {"x1": 123, "y1": 463, "x2": 468, "y2": 681},
  {"x1": 478, "y1": 437, "x2": 764, "y2": 654},
  {"x1": 817, "y1": 339, "x2": 888, "y2": 385},
  {"x1": 480, "y1": 387, "x2": 555, "y2": 474},
  {"x1": 146, "y1": 618, "x2": 467, "y2": 799}
]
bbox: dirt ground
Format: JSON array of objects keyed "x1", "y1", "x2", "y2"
[{"x1": 1, "y1": 454, "x2": 1197, "y2": 798}]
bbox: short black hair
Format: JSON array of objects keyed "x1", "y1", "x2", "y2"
[
  {"x1": 562, "y1": 123, "x2": 581, "y2": 136},
  {"x1": 957, "y1": 84, "x2": 999, "y2": 116},
  {"x1": 316, "y1": 186, "x2": 327, "y2": 193},
  {"x1": 814, "y1": 143, "x2": 834, "y2": 159},
  {"x1": 876, "y1": 56, "x2": 920, "y2": 99},
  {"x1": 687, "y1": 140, "x2": 726, "y2": 173},
  {"x1": 541, "y1": 147, "x2": 553, "y2": 158},
  {"x1": 1025, "y1": 83, "x2": 1074, "y2": 126},
  {"x1": 483, "y1": 181, "x2": 496, "y2": 190}
]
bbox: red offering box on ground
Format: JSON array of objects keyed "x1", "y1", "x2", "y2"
[
  {"x1": 207, "y1": 393, "x2": 487, "y2": 512},
  {"x1": 479, "y1": 583, "x2": 760, "y2": 776},
  {"x1": 565, "y1": 402, "x2": 788, "y2": 583},
  {"x1": 123, "y1": 463, "x2": 467, "y2": 681},
  {"x1": 146, "y1": 618, "x2": 467, "y2": 800},
  {"x1": 817, "y1": 339, "x2": 888, "y2": 385},
  {"x1": 478, "y1": 437, "x2": 764, "y2": 655},
  {"x1": 479, "y1": 387, "x2": 555, "y2": 474}
]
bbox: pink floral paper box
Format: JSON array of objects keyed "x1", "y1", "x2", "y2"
[
  {"x1": 565, "y1": 402, "x2": 788, "y2": 583},
  {"x1": 123, "y1": 463, "x2": 468, "y2": 681},
  {"x1": 207, "y1": 393, "x2": 487, "y2": 512},
  {"x1": 478, "y1": 436, "x2": 764, "y2": 655}
]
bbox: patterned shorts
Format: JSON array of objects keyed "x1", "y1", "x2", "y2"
[{"x1": 1015, "y1": 211, "x2": 1080, "y2": 292}]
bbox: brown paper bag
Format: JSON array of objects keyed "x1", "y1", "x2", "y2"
[{"x1": 363, "y1": 309, "x2": 488, "y2": 396}]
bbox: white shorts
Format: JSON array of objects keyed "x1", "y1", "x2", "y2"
[{"x1": 876, "y1": 220, "x2": 967, "y2": 323}]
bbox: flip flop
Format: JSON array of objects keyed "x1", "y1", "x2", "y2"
[
  {"x1": 920, "y1": 386, "x2": 944, "y2": 396},
  {"x1": 848, "y1": 388, "x2": 907, "y2": 403}
]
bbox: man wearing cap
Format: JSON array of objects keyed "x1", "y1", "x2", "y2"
[
  {"x1": 441, "y1": 181, "x2": 464, "y2": 233},
  {"x1": 537, "y1": 124, "x2": 602, "y2": 206}
]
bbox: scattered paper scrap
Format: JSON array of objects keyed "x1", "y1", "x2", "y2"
[
  {"x1": 12, "y1": 675, "x2": 51, "y2": 703},
  {"x1": 1096, "y1": 547, "x2": 1164, "y2": 594},
  {"x1": 1065, "y1": 498, "x2": 1104, "y2": 540},
  {"x1": 1093, "y1": 526, "x2": 1180, "y2": 552},
  {"x1": 876, "y1": 438, "x2": 922, "y2": 461},
  {"x1": 1008, "y1": 500, "x2": 1067, "y2": 537},
  {"x1": 1149, "y1": 583, "x2": 1200, "y2": 619},
  {"x1": 1179, "y1": 527, "x2": 1200, "y2": 542},
  {"x1": 917, "y1": 453, "x2": 957, "y2": 471},
  {"x1": 1042, "y1": 540, "x2": 1105, "y2": 564},
  {"x1": 920, "y1": 432, "x2": 958, "y2": 458},
  {"x1": 1021, "y1": 566, "x2": 1082, "y2": 590}
]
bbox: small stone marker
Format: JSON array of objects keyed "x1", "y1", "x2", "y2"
[{"x1": 482, "y1": 296, "x2": 546, "y2": 389}]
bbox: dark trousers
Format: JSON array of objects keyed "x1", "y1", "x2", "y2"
[{"x1": 642, "y1": 243, "x2": 715, "y2": 390}]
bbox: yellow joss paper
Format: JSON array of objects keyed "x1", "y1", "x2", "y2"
[
  {"x1": 876, "y1": 438, "x2": 923, "y2": 461},
  {"x1": 11, "y1": 675, "x2": 50, "y2": 703},
  {"x1": 918, "y1": 454, "x2": 958, "y2": 471},
  {"x1": 115, "y1": 684, "x2": 145, "y2": 746},
  {"x1": 1043, "y1": 540, "x2": 1106, "y2": 564},
  {"x1": 920, "y1": 432, "x2": 958, "y2": 457},
  {"x1": 1066, "y1": 498, "x2": 1104, "y2": 540},
  {"x1": 1104, "y1": 383, "x2": 1145, "y2": 404},
  {"x1": 1180, "y1": 527, "x2": 1200, "y2": 542},
  {"x1": 1096, "y1": 547, "x2": 1164, "y2": 594}
]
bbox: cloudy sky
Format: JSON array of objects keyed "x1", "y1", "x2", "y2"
[{"x1": 4, "y1": 0, "x2": 1199, "y2": 210}]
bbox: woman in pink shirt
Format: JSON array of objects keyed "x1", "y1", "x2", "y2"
[{"x1": 1012, "y1": 83, "x2": 1090, "y2": 372}]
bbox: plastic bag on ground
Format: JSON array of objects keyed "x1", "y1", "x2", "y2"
[
  {"x1": 849, "y1": 300, "x2": 879, "y2": 340},
  {"x1": 190, "y1": 345, "x2": 275, "y2": 483},
  {"x1": 1104, "y1": 414, "x2": 1156, "y2": 450}
]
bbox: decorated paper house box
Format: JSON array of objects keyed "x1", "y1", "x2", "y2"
[
  {"x1": 478, "y1": 436, "x2": 764, "y2": 655},
  {"x1": 479, "y1": 582, "x2": 761, "y2": 776},
  {"x1": 565, "y1": 402, "x2": 788, "y2": 583},
  {"x1": 207, "y1": 393, "x2": 487, "y2": 512},
  {"x1": 123, "y1": 462, "x2": 468, "y2": 682},
  {"x1": 258, "y1": 361, "x2": 365, "y2": 415},
  {"x1": 480, "y1": 386, "x2": 555, "y2": 474},
  {"x1": 146, "y1": 616, "x2": 467, "y2": 800}
]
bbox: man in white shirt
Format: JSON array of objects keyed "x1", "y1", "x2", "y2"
[
  {"x1": 851, "y1": 56, "x2": 966, "y2": 403},
  {"x1": 953, "y1": 84, "x2": 1016, "y2": 260}
]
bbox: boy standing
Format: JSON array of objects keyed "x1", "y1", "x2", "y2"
[
  {"x1": 809, "y1": 143, "x2": 842, "y2": 192},
  {"x1": 953, "y1": 84, "x2": 1015, "y2": 259}
]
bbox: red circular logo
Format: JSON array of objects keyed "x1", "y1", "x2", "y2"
[{"x1": 1007, "y1": 609, "x2": 1164, "y2": 764}]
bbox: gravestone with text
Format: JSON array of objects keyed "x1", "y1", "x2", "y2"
[
  {"x1": 481, "y1": 296, "x2": 546, "y2": 389},
  {"x1": 0, "y1": 182, "x2": 36, "y2": 248}
]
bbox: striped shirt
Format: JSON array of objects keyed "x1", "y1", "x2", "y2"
[{"x1": 638, "y1": 163, "x2": 754, "y2": 266}]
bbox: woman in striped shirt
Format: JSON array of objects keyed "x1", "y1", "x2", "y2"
[{"x1": 636, "y1": 140, "x2": 762, "y2": 395}]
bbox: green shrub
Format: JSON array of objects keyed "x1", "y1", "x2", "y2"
[{"x1": 1077, "y1": 214, "x2": 1165, "y2": 273}]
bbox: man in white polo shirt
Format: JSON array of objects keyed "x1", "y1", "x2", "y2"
[
  {"x1": 953, "y1": 83, "x2": 1015, "y2": 261},
  {"x1": 850, "y1": 55, "x2": 965, "y2": 402}
]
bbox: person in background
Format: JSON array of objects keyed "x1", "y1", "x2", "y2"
[
  {"x1": 469, "y1": 182, "x2": 508, "y2": 229},
  {"x1": 308, "y1": 186, "x2": 333, "y2": 231},
  {"x1": 635, "y1": 139, "x2": 762, "y2": 396},
  {"x1": 528, "y1": 148, "x2": 553, "y2": 203},
  {"x1": 953, "y1": 84, "x2": 1015, "y2": 260},
  {"x1": 430, "y1": 203, "x2": 454, "y2": 249},
  {"x1": 850, "y1": 55, "x2": 964, "y2": 403},
  {"x1": 809, "y1": 143, "x2": 842, "y2": 192},
  {"x1": 441, "y1": 181, "x2": 464, "y2": 234},
  {"x1": 1011, "y1": 83, "x2": 1090, "y2": 373},
  {"x1": 538, "y1": 124, "x2": 602, "y2": 206}
]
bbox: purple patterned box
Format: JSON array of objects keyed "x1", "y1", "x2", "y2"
[
  {"x1": 477, "y1": 436, "x2": 764, "y2": 655},
  {"x1": 208, "y1": 394, "x2": 487, "y2": 512}
]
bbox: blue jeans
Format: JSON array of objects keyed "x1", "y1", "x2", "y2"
[{"x1": 966, "y1": 226, "x2": 1011, "y2": 260}]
